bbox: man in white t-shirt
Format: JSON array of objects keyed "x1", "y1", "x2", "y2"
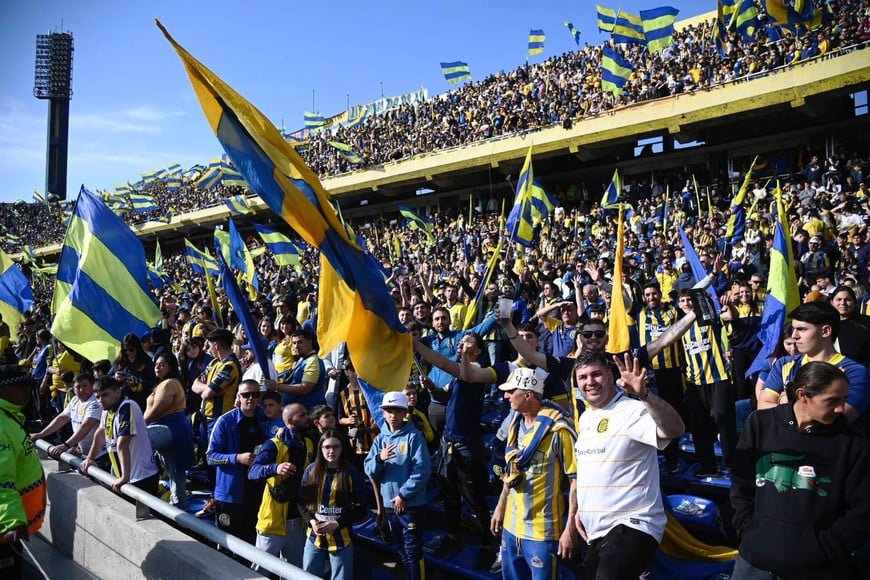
[
  {"x1": 30, "y1": 372, "x2": 106, "y2": 464},
  {"x1": 573, "y1": 351, "x2": 685, "y2": 579},
  {"x1": 82, "y1": 378, "x2": 159, "y2": 495}
]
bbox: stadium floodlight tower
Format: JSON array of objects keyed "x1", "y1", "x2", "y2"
[{"x1": 34, "y1": 31, "x2": 74, "y2": 201}]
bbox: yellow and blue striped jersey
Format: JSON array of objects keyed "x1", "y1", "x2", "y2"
[
  {"x1": 301, "y1": 464, "x2": 365, "y2": 552},
  {"x1": 637, "y1": 306, "x2": 682, "y2": 370},
  {"x1": 681, "y1": 322, "x2": 729, "y2": 385},
  {"x1": 200, "y1": 355, "x2": 241, "y2": 419}
]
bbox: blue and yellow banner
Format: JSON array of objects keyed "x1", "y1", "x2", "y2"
[
  {"x1": 601, "y1": 46, "x2": 633, "y2": 96},
  {"x1": 528, "y1": 29, "x2": 545, "y2": 56},
  {"x1": 440, "y1": 61, "x2": 472, "y2": 85}
]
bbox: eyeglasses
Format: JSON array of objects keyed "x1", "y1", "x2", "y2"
[
  {"x1": 239, "y1": 392, "x2": 261, "y2": 399},
  {"x1": 581, "y1": 330, "x2": 606, "y2": 339},
  {"x1": 750, "y1": 280, "x2": 762, "y2": 285}
]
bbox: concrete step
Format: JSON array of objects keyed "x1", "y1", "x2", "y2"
[{"x1": 22, "y1": 533, "x2": 98, "y2": 580}]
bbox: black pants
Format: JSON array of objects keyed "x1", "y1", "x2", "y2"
[
  {"x1": 731, "y1": 349, "x2": 760, "y2": 402},
  {"x1": 216, "y1": 500, "x2": 259, "y2": 546},
  {"x1": 653, "y1": 367, "x2": 686, "y2": 467},
  {"x1": 687, "y1": 380, "x2": 737, "y2": 469},
  {"x1": 0, "y1": 542, "x2": 22, "y2": 580},
  {"x1": 584, "y1": 524, "x2": 658, "y2": 580},
  {"x1": 438, "y1": 437, "x2": 492, "y2": 545}
]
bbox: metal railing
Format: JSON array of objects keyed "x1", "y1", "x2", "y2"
[{"x1": 35, "y1": 439, "x2": 318, "y2": 579}]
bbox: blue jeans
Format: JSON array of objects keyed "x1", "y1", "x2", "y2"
[
  {"x1": 147, "y1": 424, "x2": 188, "y2": 509},
  {"x1": 501, "y1": 529, "x2": 561, "y2": 580},
  {"x1": 388, "y1": 508, "x2": 425, "y2": 580},
  {"x1": 302, "y1": 540, "x2": 353, "y2": 580}
]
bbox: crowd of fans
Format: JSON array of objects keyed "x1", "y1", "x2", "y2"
[{"x1": 3, "y1": 0, "x2": 868, "y2": 252}]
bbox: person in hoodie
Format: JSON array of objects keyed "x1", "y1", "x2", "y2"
[
  {"x1": 364, "y1": 392, "x2": 431, "y2": 580},
  {"x1": 730, "y1": 362, "x2": 870, "y2": 580}
]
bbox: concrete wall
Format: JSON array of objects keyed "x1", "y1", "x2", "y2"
[{"x1": 40, "y1": 460, "x2": 264, "y2": 580}]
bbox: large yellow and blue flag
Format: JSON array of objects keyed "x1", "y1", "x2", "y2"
[
  {"x1": 505, "y1": 146, "x2": 535, "y2": 247},
  {"x1": 612, "y1": 10, "x2": 645, "y2": 44},
  {"x1": 746, "y1": 220, "x2": 799, "y2": 377},
  {"x1": 345, "y1": 106, "x2": 369, "y2": 129},
  {"x1": 601, "y1": 169, "x2": 623, "y2": 208},
  {"x1": 731, "y1": 0, "x2": 759, "y2": 41},
  {"x1": 763, "y1": 0, "x2": 806, "y2": 34},
  {"x1": 160, "y1": 21, "x2": 412, "y2": 398},
  {"x1": 397, "y1": 205, "x2": 435, "y2": 244},
  {"x1": 220, "y1": 163, "x2": 249, "y2": 188},
  {"x1": 304, "y1": 111, "x2": 324, "y2": 128},
  {"x1": 51, "y1": 186, "x2": 161, "y2": 362},
  {"x1": 184, "y1": 238, "x2": 218, "y2": 275},
  {"x1": 253, "y1": 223, "x2": 303, "y2": 269},
  {"x1": 606, "y1": 207, "x2": 631, "y2": 354},
  {"x1": 528, "y1": 29, "x2": 546, "y2": 56},
  {"x1": 130, "y1": 192, "x2": 158, "y2": 213},
  {"x1": 530, "y1": 180, "x2": 556, "y2": 226},
  {"x1": 600, "y1": 46, "x2": 633, "y2": 96},
  {"x1": 641, "y1": 6, "x2": 679, "y2": 53},
  {"x1": 597, "y1": 5, "x2": 617, "y2": 32},
  {"x1": 440, "y1": 61, "x2": 472, "y2": 85},
  {"x1": 0, "y1": 248, "x2": 34, "y2": 342},
  {"x1": 328, "y1": 141, "x2": 365, "y2": 165},
  {"x1": 564, "y1": 21, "x2": 581, "y2": 45}
]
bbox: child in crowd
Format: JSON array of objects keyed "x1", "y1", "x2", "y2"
[
  {"x1": 403, "y1": 384, "x2": 434, "y2": 447},
  {"x1": 261, "y1": 390, "x2": 284, "y2": 437}
]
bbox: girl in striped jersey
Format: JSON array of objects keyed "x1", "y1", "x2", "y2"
[{"x1": 299, "y1": 430, "x2": 366, "y2": 580}]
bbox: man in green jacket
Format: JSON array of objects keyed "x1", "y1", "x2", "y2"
[{"x1": 0, "y1": 364, "x2": 47, "y2": 579}]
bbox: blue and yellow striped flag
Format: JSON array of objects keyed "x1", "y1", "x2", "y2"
[
  {"x1": 0, "y1": 248, "x2": 34, "y2": 342},
  {"x1": 51, "y1": 186, "x2": 161, "y2": 362},
  {"x1": 440, "y1": 61, "x2": 472, "y2": 85},
  {"x1": 253, "y1": 223, "x2": 303, "y2": 269},
  {"x1": 597, "y1": 5, "x2": 617, "y2": 32},
  {"x1": 725, "y1": 156, "x2": 758, "y2": 244},
  {"x1": 463, "y1": 237, "x2": 504, "y2": 330},
  {"x1": 601, "y1": 168, "x2": 623, "y2": 208},
  {"x1": 612, "y1": 10, "x2": 645, "y2": 44},
  {"x1": 328, "y1": 141, "x2": 365, "y2": 165},
  {"x1": 601, "y1": 46, "x2": 633, "y2": 96},
  {"x1": 346, "y1": 106, "x2": 369, "y2": 129},
  {"x1": 184, "y1": 238, "x2": 218, "y2": 275},
  {"x1": 195, "y1": 165, "x2": 223, "y2": 189},
  {"x1": 398, "y1": 205, "x2": 435, "y2": 243},
  {"x1": 505, "y1": 146, "x2": 535, "y2": 247},
  {"x1": 130, "y1": 192, "x2": 158, "y2": 213},
  {"x1": 4, "y1": 233, "x2": 21, "y2": 247},
  {"x1": 641, "y1": 6, "x2": 679, "y2": 53},
  {"x1": 564, "y1": 21, "x2": 581, "y2": 45},
  {"x1": 731, "y1": 0, "x2": 758, "y2": 41},
  {"x1": 224, "y1": 194, "x2": 252, "y2": 215},
  {"x1": 304, "y1": 111, "x2": 324, "y2": 128},
  {"x1": 528, "y1": 29, "x2": 545, "y2": 56},
  {"x1": 530, "y1": 180, "x2": 556, "y2": 225},
  {"x1": 160, "y1": 21, "x2": 412, "y2": 399}
]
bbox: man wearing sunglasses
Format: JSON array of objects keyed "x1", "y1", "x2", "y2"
[{"x1": 206, "y1": 379, "x2": 268, "y2": 551}]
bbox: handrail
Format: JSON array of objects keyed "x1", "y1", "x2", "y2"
[{"x1": 34, "y1": 439, "x2": 318, "y2": 580}]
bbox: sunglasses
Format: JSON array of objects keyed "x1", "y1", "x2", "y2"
[
  {"x1": 581, "y1": 330, "x2": 606, "y2": 339},
  {"x1": 239, "y1": 391, "x2": 261, "y2": 399}
]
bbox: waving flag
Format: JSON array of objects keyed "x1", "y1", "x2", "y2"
[
  {"x1": 346, "y1": 106, "x2": 369, "y2": 129},
  {"x1": 607, "y1": 207, "x2": 631, "y2": 353},
  {"x1": 217, "y1": 251, "x2": 270, "y2": 381},
  {"x1": 224, "y1": 194, "x2": 252, "y2": 215},
  {"x1": 597, "y1": 5, "x2": 617, "y2": 32},
  {"x1": 601, "y1": 168, "x2": 627, "y2": 209},
  {"x1": 398, "y1": 205, "x2": 435, "y2": 243},
  {"x1": 746, "y1": 220, "x2": 799, "y2": 377},
  {"x1": 440, "y1": 61, "x2": 472, "y2": 85},
  {"x1": 601, "y1": 46, "x2": 633, "y2": 96},
  {"x1": 130, "y1": 192, "x2": 158, "y2": 213},
  {"x1": 528, "y1": 29, "x2": 546, "y2": 56},
  {"x1": 505, "y1": 145, "x2": 535, "y2": 247},
  {"x1": 564, "y1": 21, "x2": 581, "y2": 45},
  {"x1": 160, "y1": 21, "x2": 411, "y2": 396},
  {"x1": 0, "y1": 249, "x2": 34, "y2": 341},
  {"x1": 530, "y1": 180, "x2": 556, "y2": 225},
  {"x1": 725, "y1": 156, "x2": 758, "y2": 244},
  {"x1": 463, "y1": 237, "x2": 504, "y2": 330},
  {"x1": 612, "y1": 10, "x2": 645, "y2": 44},
  {"x1": 641, "y1": 6, "x2": 679, "y2": 53},
  {"x1": 253, "y1": 223, "x2": 302, "y2": 269},
  {"x1": 51, "y1": 186, "x2": 161, "y2": 362},
  {"x1": 304, "y1": 111, "x2": 324, "y2": 128},
  {"x1": 678, "y1": 225, "x2": 718, "y2": 303},
  {"x1": 184, "y1": 238, "x2": 218, "y2": 275},
  {"x1": 328, "y1": 141, "x2": 365, "y2": 165},
  {"x1": 731, "y1": 0, "x2": 759, "y2": 41}
]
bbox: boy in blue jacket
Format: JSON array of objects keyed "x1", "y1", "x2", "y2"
[{"x1": 365, "y1": 392, "x2": 431, "y2": 580}]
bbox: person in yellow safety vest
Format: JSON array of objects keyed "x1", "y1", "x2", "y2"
[{"x1": 0, "y1": 365, "x2": 47, "y2": 580}]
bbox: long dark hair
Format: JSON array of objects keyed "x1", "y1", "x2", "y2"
[
  {"x1": 785, "y1": 361, "x2": 847, "y2": 403},
  {"x1": 301, "y1": 430, "x2": 353, "y2": 515}
]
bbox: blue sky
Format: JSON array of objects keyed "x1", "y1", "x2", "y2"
[{"x1": 1, "y1": 0, "x2": 707, "y2": 204}]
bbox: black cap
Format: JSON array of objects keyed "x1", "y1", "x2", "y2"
[{"x1": 0, "y1": 365, "x2": 33, "y2": 388}]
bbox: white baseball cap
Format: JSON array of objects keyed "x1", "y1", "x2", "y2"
[
  {"x1": 380, "y1": 391, "x2": 409, "y2": 410},
  {"x1": 498, "y1": 367, "x2": 545, "y2": 395}
]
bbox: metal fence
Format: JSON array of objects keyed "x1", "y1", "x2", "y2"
[{"x1": 34, "y1": 439, "x2": 318, "y2": 579}]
